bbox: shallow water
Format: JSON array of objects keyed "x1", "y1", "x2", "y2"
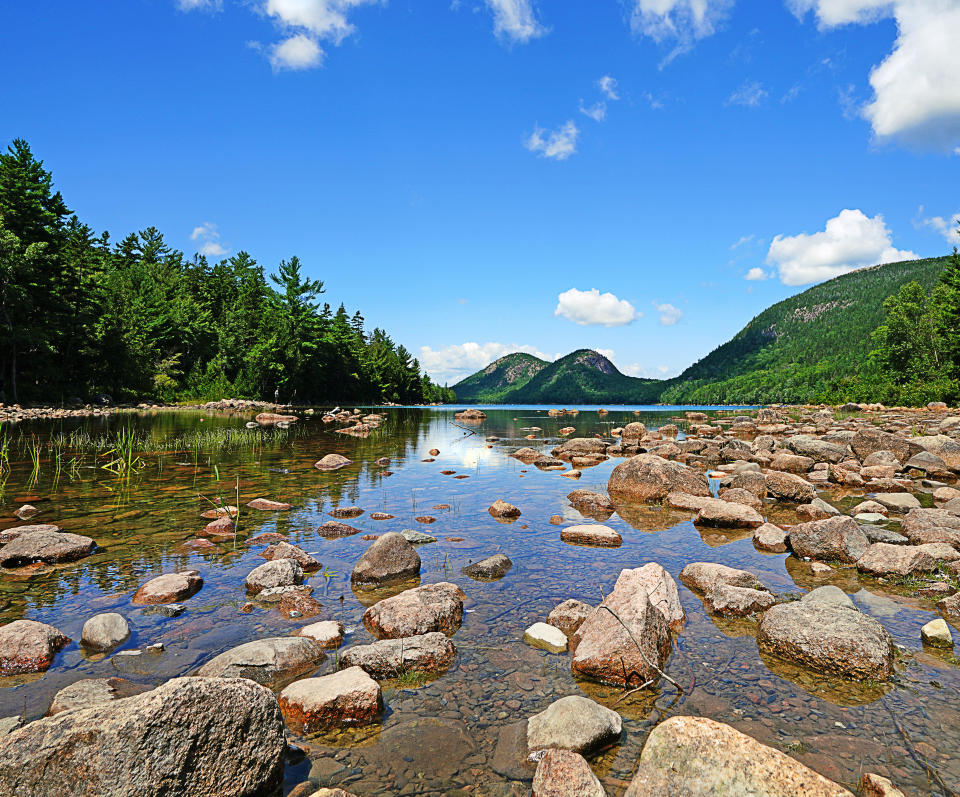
[{"x1": 0, "y1": 406, "x2": 958, "y2": 796}]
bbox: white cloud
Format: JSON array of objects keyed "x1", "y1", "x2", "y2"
[
  {"x1": 419, "y1": 342, "x2": 554, "y2": 385},
  {"x1": 630, "y1": 0, "x2": 735, "y2": 61},
  {"x1": 190, "y1": 222, "x2": 229, "y2": 257},
  {"x1": 744, "y1": 266, "x2": 768, "y2": 280},
  {"x1": 269, "y1": 33, "x2": 324, "y2": 70},
  {"x1": 579, "y1": 100, "x2": 607, "y2": 122},
  {"x1": 555, "y1": 288, "x2": 640, "y2": 327},
  {"x1": 598, "y1": 76, "x2": 619, "y2": 100},
  {"x1": 485, "y1": 0, "x2": 548, "y2": 43},
  {"x1": 655, "y1": 302, "x2": 683, "y2": 326},
  {"x1": 793, "y1": 0, "x2": 960, "y2": 148},
  {"x1": 263, "y1": 0, "x2": 377, "y2": 43},
  {"x1": 525, "y1": 121, "x2": 579, "y2": 160},
  {"x1": 918, "y1": 208, "x2": 960, "y2": 246},
  {"x1": 177, "y1": 0, "x2": 221, "y2": 9},
  {"x1": 727, "y1": 80, "x2": 768, "y2": 107},
  {"x1": 731, "y1": 234, "x2": 755, "y2": 249},
  {"x1": 766, "y1": 208, "x2": 918, "y2": 286}
]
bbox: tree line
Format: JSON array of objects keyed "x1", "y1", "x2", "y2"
[{"x1": 0, "y1": 140, "x2": 454, "y2": 406}]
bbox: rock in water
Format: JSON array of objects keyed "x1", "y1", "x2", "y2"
[
  {"x1": 48, "y1": 677, "x2": 147, "y2": 714},
  {"x1": 350, "y1": 532, "x2": 421, "y2": 585},
  {"x1": 560, "y1": 525, "x2": 622, "y2": 548},
  {"x1": 0, "y1": 529, "x2": 96, "y2": 566},
  {"x1": 260, "y1": 542, "x2": 321, "y2": 571},
  {"x1": 245, "y1": 559, "x2": 304, "y2": 594},
  {"x1": 624, "y1": 715, "x2": 852, "y2": 796},
  {"x1": 608, "y1": 454, "x2": 710, "y2": 502},
  {"x1": 488, "y1": 500, "x2": 521, "y2": 518},
  {"x1": 362, "y1": 582, "x2": 465, "y2": 639},
  {"x1": 314, "y1": 454, "x2": 352, "y2": 471},
  {"x1": 132, "y1": 571, "x2": 203, "y2": 605},
  {"x1": 461, "y1": 554, "x2": 512, "y2": 580},
  {"x1": 546, "y1": 599, "x2": 594, "y2": 638},
  {"x1": 533, "y1": 750, "x2": 606, "y2": 797},
  {"x1": 788, "y1": 516, "x2": 869, "y2": 564},
  {"x1": 527, "y1": 695, "x2": 621, "y2": 755},
  {"x1": 278, "y1": 667, "x2": 383, "y2": 733},
  {"x1": 757, "y1": 601, "x2": 894, "y2": 680},
  {"x1": 339, "y1": 632, "x2": 456, "y2": 677},
  {"x1": 0, "y1": 620, "x2": 70, "y2": 675},
  {"x1": 196, "y1": 637, "x2": 325, "y2": 689},
  {"x1": 524, "y1": 623, "x2": 568, "y2": 653},
  {"x1": 80, "y1": 613, "x2": 130, "y2": 652},
  {"x1": 0, "y1": 677, "x2": 286, "y2": 797}
]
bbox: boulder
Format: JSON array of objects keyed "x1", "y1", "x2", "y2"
[
  {"x1": 856, "y1": 543, "x2": 937, "y2": 577},
  {"x1": 914, "y1": 434, "x2": 960, "y2": 470},
  {"x1": 769, "y1": 452, "x2": 815, "y2": 474},
  {"x1": 0, "y1": 620, "x2": 69, "y2": 675},
  {"x1": 362, "y1": 582, "x2": 465, "y2": 639},
  {"x1": 785, "y1": 434, "x2": 848, "y2": 463},
  {"x1": 679, "y1": 562, "x2": 766, "y2": 593},
  {"x1": 694, "y1": 498, "x2": 764, "y2": 529},
  {"x1": 295, "y1": 621, "x2": 344, "y2": 649},
  {"x1": 567, "y1": 490, "x2": 615, "y2": 515},
  {"x1": 560, "y1": 525, "x2": 622, "y2": 547},
  {"x1": 526, "y1": 696, "x2": 621, "y2": 755},
  {"x1": 340, "y1": 632, "x2": 456, "y2": 677},
  {"x1": 900, "y1": 508, "x2": 960, "y2": 547},
  {"x1": 488, "y1": 500, "x2": 521, "y2": 518},
  {"x1": 314, "y1": 454, "x2": 352, "y2": 471},
  {"x1": 132, "y1": 571, "x2": 203, "y2": 605},
  {"x1": 546, "y1": 599, "x2": 593, "y2": 637},
  {"x1": 350, "y1": 532, "x2": 421, "y2": 585},
  {"x1": 256, "y1": 412, "x2": 297, "y2": 425},
  {"x1": 921, "y1": 618, "x2": 953, "y2": 647},
  {"x1": 48, "y1": 677, "x2": 147, "y2": 715},
  {"x1": 461, "y1": 554, "x2": 513, "y2": 580},
  {"x1": 624, "y1": 715, "x2": 852, "y2": 796},
  {"x1": 851, "y1": 427, "x2": 922, "y2": 465},
  {"x1": 524, "y1": 623, "x2": 568, "y2": 653},
  {"x1": 246, "y1": 498, "x2": 292, "y2": 511},
  {"x1": 0, "y1": 523, "x2": 60, "y2": 544},
  {"x1": 717, "y1": 487, "x2": 762, "y2": 510},
  {"x1": 608, "y1": 455, "x2": 710, "y2": 502},
  {"x1": 801, "y1": 585, "x2": 856, "y2": 611},
  {"x1": 571, "y1": 576, "x2": 671, "y2": 687},
  {"x1": 317, "y1": 520, "x2": 362, "y2": 539},
  {"x1": 764, "y1": 470, "x2": 816, "y2": 503},
  {"x1": 278, "y1": 667, "x2": 382, "y2": 733},
  {"x1": 757, "y1": 601, "x2": 894, "y2": 680},
  {"x1": 616, "y1": 563, "x2": 684, "y2": 630},
  {"x1": 260, "y1": 542, "x2": 320, "y2": 570},
  {"x1": 196, "y1": 637, "x2": 325, "y2": 688},
  {"x1": 245, "y1": 558, "x2": 304, "y2": 594},
  {"x1": 753, "y1": 523, "x2": 789, "y2": 553},
  {"x1": 788, "y1": 516, "x2": 869, "y2": 564},
  {"x1": 0, "y1": 529, "x2": 95, "y2": 566},
  {"x1": 727, "y1": 470, "x2": 768, "y2": 499},
  {"x1": 0, "y1": 677, "x2": 286, "y2": 797},
  {"x1": 532, "y1": 750, "x2": 606, "y2": 797},
  {"x1": 80, "y1": 613, "x2": 130, "y2": 652},
  {"x1": 873, "y1": 493, "x2": 922, "y2": 513},
  {"x1": 679, "y1": 562, "x2": 773, "y2": 617}
]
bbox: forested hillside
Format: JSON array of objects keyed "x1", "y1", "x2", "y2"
[
  {"x1": 451, "y1": 353, "x2": 548, "y2": 402},
  {"x1": 0, "y1": 140, "x2": 454, "y2": 405}
]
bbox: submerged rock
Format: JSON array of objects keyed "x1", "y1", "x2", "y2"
[
  {"x1": 625, "y1": 715, "x2": 852, "y2": 796},
  {"x1": 246, "y1": 498, "x2": 292, "y2": 511},
  {"x1": 351, "y1": 532, "x2": 421, "y2": 585},
  {"x1": 527, "y1": 695, "x2": 621, "y2": 755},
  {"x1": 0, "y1": 677, "x2": 286, "y2": 797},
  {"x1": 340, "y1": 632, "x2": 456, "y2": 677},
  {"x1": 318, "y1": 520, "x2": 362, "y2": 539},
  {"x1": 0, "y1": 620, "x2": 70, "y2": 675},
  {"x1": 314, "y1": 454, "x2": 352, "y2": 471},
  {"x1": 0, "y1": 528, "x2": 96, "y2": 567},
  {"x1": 362, "y1": 582, "x2": 465, "y2": 639},
  {"x1": 278, "y1": 667, "x2": 383, "y2": 733},
  {"x1": 48, "y1": 677, "x2": 147, "y2": 714}
]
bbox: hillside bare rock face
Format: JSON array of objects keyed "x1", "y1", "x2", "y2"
[
  {"x1": 764, "y1": 470, "x2": 816, "y2": 503},
  {"x1": 196, "y1": 636, "x2": 325, "y2": 688},
  {"x1": 694, "y1": 497, "x2": 764, "y2": 529},
  {"x1": 679, "y1": 562, "x2": 774, "y2": 617},
  {"x1": 788, "y1": 516, "x2": 870, "y2": 564},
  {"x1": 546, "y1": 599, "x2": 593, "y2": 638},
  {"x1": 0, "y1": 620, "x2": 70, "y2": 675},
  {"x1": 624, "y1": 716, "x2": 852, "y2": 797},
  {"x1": 608, "y1": 455, "x2": 710, "y2": 503},
  {"x1": 851, "y1": 427, "x2": 922, "y2": 465},
  {"x1": 339, "y1": 632, "x2": 456, "y2": 678},
  {"x1": 0, "y1": 677, "x2": 286, "y2": 797},
  {"x1": 461, "y1": 553, "x2": 513, "y2": 580},
  {"x1": 0, "y1": 528, "x2": 96, "y2": 566},
  {"x1": 571, "y1": 570, "x2": 671, "y2": 687},
  {"x1": 80, "y1": 613, "x2": 130, "y2": 652},
  {"x1": 757, "y1": 601, "x2": 895, "y2": 680},
  {"x1": 278, "y1": 667, "x2": 383, "y2": 734},
  {"x1": 132, "y1": 571, "x2": 203, "y2": 605},
  {"x1": 527, "y1": 695, "x2": 622, "y2": 755},
  {"x1": 362, "y1": 582, "x2": 466, "y2": 639},
  {"x1": 351, "y1": 532, "x2": 421, "y2": 585},
  {"x1": 245, "y1": 558, "x2": 304, "y2": 594},
  {"x1": 532, "y1": 750, "x2": 606, "y2": 797}
]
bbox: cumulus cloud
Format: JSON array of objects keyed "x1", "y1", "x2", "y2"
[
  {"x1": 744, "y1": 267, "x2": 768, "y2": 280},
  {"x1": 654, "y1": 302, "x2": 683, "y2": 326},
  {"x1": 525, "y1": 121, "x2": 579, "y2": 160},
  {"x1": 630, "y1": 0, "x2": 735, "y2": 61},
  {"x1": 270, "y1": 33, "x2": 324, "y2": 70},
  {"x1": 918, "y1": 208, "x2": 960, "y2": 246},
  {"x1": 598, "y1": 76, "x2": 619, "y2": 100},
  {"x1": 419, "y1": 342, "x2": 553, "y2": 385},
  {"x1": 555, "y1": 288, "x2": 640, "y2": 327},
  {"x1": 177, "y1": 0, "x2": 221, "y2": 10},
  {"x1": 727, "y1": 80, "x2": 768, "y2": 107},
  {"x1": 485, "y1": 0, "x2": 548, "y2": 43},
  {"x1": 766, "y1": 208, "x2": 918, "y2": 286},
  {"x1": 579, "y1": 100, "x2": 607, "y2": 122},
  {"x1": 792, "y1": 0, "x2": 960, "y2": 148},
  {"x1": 191, "y1": 222, "x2": 229, "y2": 257}
]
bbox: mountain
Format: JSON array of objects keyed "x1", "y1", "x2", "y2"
[
  {"x1": 661, "y1": 255, "x2": 951, "y2": 404},
  {"x1": 453, "y1": 349, "x2": 661, "y2": 404},
  {"x1": 452, "y1": 352, "x2": 549, "y2": 402},
  {"x1": 452, "y1": 255, "x2": 953, "y2": 405}
]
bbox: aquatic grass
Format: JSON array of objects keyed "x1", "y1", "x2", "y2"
[
  {"x1": 0, "y1": 425, "x2": 10, "y2": 475},
  {"x1": 100, "y1": 427, "x2": 147, "y2": 476}
]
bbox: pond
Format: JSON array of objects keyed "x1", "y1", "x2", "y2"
[{"x1": 0, "y1": 405, "x2": 956, "y2": 796}]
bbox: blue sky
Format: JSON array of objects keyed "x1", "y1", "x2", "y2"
[{"x1": 3, "y1": 0, "x2": 959, "y2": 385}]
